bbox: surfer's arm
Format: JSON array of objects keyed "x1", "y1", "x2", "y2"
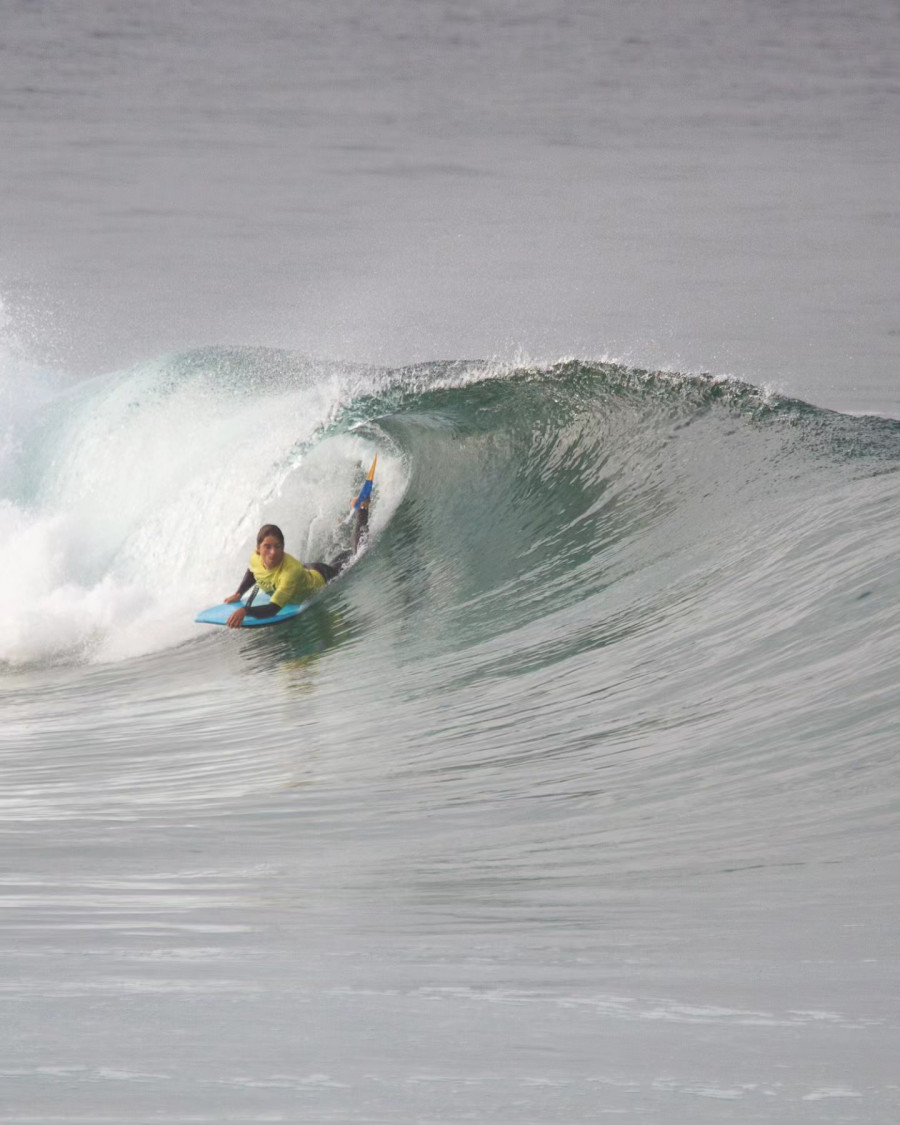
[
  {"x1": 224, "y1": 569, "x2": 255, "y2": 604},
  {"x1": 226, "y1": 599, "x2": 282, "y2": 627},
  {"x1": 242, "y1": 601, "x2": 282, "y2": 619}
]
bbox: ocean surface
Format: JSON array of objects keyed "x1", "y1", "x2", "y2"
[{"x1": 1, "y1": 2, "x2": 898, "y2": 1123}]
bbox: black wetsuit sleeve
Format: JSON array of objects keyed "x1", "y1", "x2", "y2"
[
  {"x1": 244, "y1": 601, "x2": 282, "y2": 619},
  {"x1": 236, "y1": 570, "x2": 256, "y2": 597}
]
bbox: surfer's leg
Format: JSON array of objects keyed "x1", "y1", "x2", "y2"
[
  {"x1": 312, "y1": 506, "x2": 370, "y2": 584},
  {"x1": 310, "y1": 559, "x2": 339, "y2": 583},
  {"x1": 350, "y1": 502, "x2": 370, "y2": 553}
]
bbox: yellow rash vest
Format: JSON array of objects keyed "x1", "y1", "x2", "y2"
[{"x1": 249, "y1": 550, "x2": 326, "y2": 606}]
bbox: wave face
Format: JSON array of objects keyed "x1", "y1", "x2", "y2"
[
  {"x1": 2, "y1": 350, "x2": 897, "y2": 1121},
  {"x1": 4, "y1": 349, "x2": 897, "y2": 821}
]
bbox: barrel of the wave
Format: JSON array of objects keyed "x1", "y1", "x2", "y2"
[{"x1": 195, "y1": 456, "x2": 377, "y2": 628}]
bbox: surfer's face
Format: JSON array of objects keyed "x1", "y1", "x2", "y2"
[{"x1": 258, "y1": 535, "x2": 284, "y2": 570}]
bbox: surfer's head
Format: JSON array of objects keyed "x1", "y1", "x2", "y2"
[
  {"x1": 256, "y1": 524, "x2": 285, "y2": 570},
  {"x1": 257, "y1": 524, "x2": 284, "y2": 548}
]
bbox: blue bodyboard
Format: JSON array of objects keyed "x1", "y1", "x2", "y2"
[{"x1": 194, "y1": 591, "x2": 312, "y2": 628}]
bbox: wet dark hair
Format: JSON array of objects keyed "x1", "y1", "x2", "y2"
[{"x1": 256, "y1": 524, "x2": 285, "y2": 547}]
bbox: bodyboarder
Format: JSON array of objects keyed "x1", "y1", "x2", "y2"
[{"x1": 224, "y1": 488, "x2": 370, "y2": 629}]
